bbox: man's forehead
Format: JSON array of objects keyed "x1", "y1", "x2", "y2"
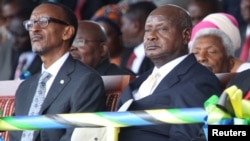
[
  {"x1": 146, "y1": 15, "x2": 170, "y2": 24},
  {"x1": 31, "y1": 4, "x2": 61, "y2": 18}
]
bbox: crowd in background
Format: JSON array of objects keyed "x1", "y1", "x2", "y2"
[
  {"x1": 0, "y1": 0, "x2": 249, "y2": 80},
  {"x1": 1, "y1": 0, "x2": 250, "y2": 80}
]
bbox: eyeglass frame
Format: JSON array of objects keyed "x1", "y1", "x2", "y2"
[
  {"x1": 23, "y1": 16, "x2": 70, "y2": 31},
  {"x1": 72, "y1": 39, "x2": 103, "y2": 48}
]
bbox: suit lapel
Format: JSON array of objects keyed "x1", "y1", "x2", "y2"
[
  {"x1": 126, "y1": 70, "x2": 152, "y2": 99},
  {"x1": 39, "y1": 56, "x2": 74, "y2": 114},
  {"x1": 154, "y1": 54, "x2": 197, "y2": 93}
]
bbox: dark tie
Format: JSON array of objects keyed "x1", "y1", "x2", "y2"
[
  {"x1": 126, "y1": 52, "x2": 136, "y2": 69},
  {"x1": 21, "y1": 71, "x2": 52, "y2": 141}
]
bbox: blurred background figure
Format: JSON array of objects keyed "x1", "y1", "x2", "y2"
[
  {"x1": 70, "y1": 20, "x2": 133, "y2": 75},
  {"x1": 239, "y1": 0, "x2": 250, "y2": 61},
  {"x1": 72, "y1": 0, "x2": 121, "y2": 21},
  {"x1": 9, "y1": 7, "x2": 42, "y2": 80},
  {"x1": 119, "y1": 1, "x2": 156, "y2": 75},
  {"x1": 0, "y1": 0, "x2": 8, "y2": 45},
  {"x1": 187, "y1": 0, "x2": 220, "y2": 26},
  {"x1": 91, "y1": 4, "x2": 124, "y2": 66},
  {"x1": 189, "y1": 13, "x2": 250, "y2": 73},
  {"x1": 118, "y1": 0, "x2": 193, "y2": 9},
  {"x1": 221, "y1": 0, "x2": 243, "y2": 29},
  {"x1": 0, "y1": 0, "x2": 38, "y2": 80}
]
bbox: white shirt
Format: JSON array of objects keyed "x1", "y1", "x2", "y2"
[
  {"x1": 131, "y1": 43, "x2": 145, "y2": 74},
  {"x1": 133, "y1": 54, "x2": 188, "y2": 100},
  {"x1": 41, "y1": 52, "x2": 69, "y2": 97},
  {"x1": 237, "y1": 62, "x2": 250, "y2": 72}
]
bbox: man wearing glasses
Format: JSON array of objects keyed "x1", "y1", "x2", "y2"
[
  {"x1": 9, "y1": 2, "x2": 106, "y2": 141},
  {"x1": 70, "y1": 20, "x2": 134, "y2": 75}
]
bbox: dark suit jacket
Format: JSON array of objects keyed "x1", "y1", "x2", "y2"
[
  {"x1": 116, "y1": 54, "x2": 222, "y2": 141},
  {"x1": 227, "y1": 69, "x2": 250, "y2": 96},
  {"x1": 9, "y1": 55, "x2": 106, "y2": 141},
  {"x1": 120, "y1": 47, "x2": 154, "y2": 76},
  {"x1": 96, "y1": 58, "x2": 134, "y2": 75}
]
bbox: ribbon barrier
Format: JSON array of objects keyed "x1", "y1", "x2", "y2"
[
  {"x1": 0, "y1": 85, "x2": 249, "y2": 141},
  {"x1": 0, "y1": 108, "x2": 207, "y2": 141},
  {"x1": 0, "y1": 108, "x2": 207, "y2": 130}
]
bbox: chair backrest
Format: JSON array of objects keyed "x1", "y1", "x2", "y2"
[
  {"x1": 0, "y1": 80, "x2": 22, "y2": 141},
  {"x1": 215, "y1": 73, "x2": 237, "y2": 89},
  {"x1": 101, "y1": 75, "x2": 135, "y2": 111},
  {"x1": 0, "y1": 80, "x2": 23, "y2": 96},
  {"x1": 0, "y1": 76, "x2": 135, "y2": 140}
]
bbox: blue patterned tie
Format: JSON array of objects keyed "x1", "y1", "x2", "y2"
[{"x1": 21, "y1": 71, "x2": 52, "y2": 141}]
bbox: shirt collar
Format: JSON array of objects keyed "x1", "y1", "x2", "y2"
[{"x1": 41, "y1": 52, "x2": 69, "y2": 76}]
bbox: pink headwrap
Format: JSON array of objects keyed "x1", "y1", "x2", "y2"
[{"x1": 190, "y1": 13, "x2": 241, "y2": 51}]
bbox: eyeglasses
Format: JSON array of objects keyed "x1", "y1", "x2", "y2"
[
  {"x1": 72, "y1": 39, "x2": 101, "y2": 48},
  {"x1": 23, "y1": 16, "x2": 69, "y2": 31}
]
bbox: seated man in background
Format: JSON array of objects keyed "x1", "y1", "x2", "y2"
[
  {"x1": 70, "y1": 20, "x2": 133, "y2": 75},
  {"x1": 116, "y1": 4, "x2": 222, "y2": 141},
  {"x1": 189, "y1": 13, "x2": 250, "y2": 73}
]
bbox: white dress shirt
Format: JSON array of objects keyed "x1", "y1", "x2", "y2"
[
  {"x1": 133, "y1": 54, "x2": 188, "y2": 100},
  {"x1": 41, "y1": 52, "x2": 69, "y2": 97}
]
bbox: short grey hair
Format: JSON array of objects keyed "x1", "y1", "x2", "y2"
[{"x1": 189, "y1": 28, "x2": 235, "y2": 57}]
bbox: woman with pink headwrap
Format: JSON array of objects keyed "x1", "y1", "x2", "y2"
[{"x1": 189, "y1": 12, "x2": 250, "y2": 73}]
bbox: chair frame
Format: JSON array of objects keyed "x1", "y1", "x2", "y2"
[{"x1": 102, "y1": 75, "x2": 135, "y2": 111}]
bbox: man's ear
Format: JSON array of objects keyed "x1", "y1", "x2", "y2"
[
  {"x1": 62, "y1": 25, "x2": 75, "y2": 40},
  {"x1": 182, "y1": 28, "x2": 191, "y2": 45},
  {"x1": 228, "y1": 56, "x2": 235, "y2": 71},
  {"x1": 131, "y1": 20, "x2": 141, "y2": 33},
  {"x1": 100, "y1": 42, "x2": 109, "y2": 57}
]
